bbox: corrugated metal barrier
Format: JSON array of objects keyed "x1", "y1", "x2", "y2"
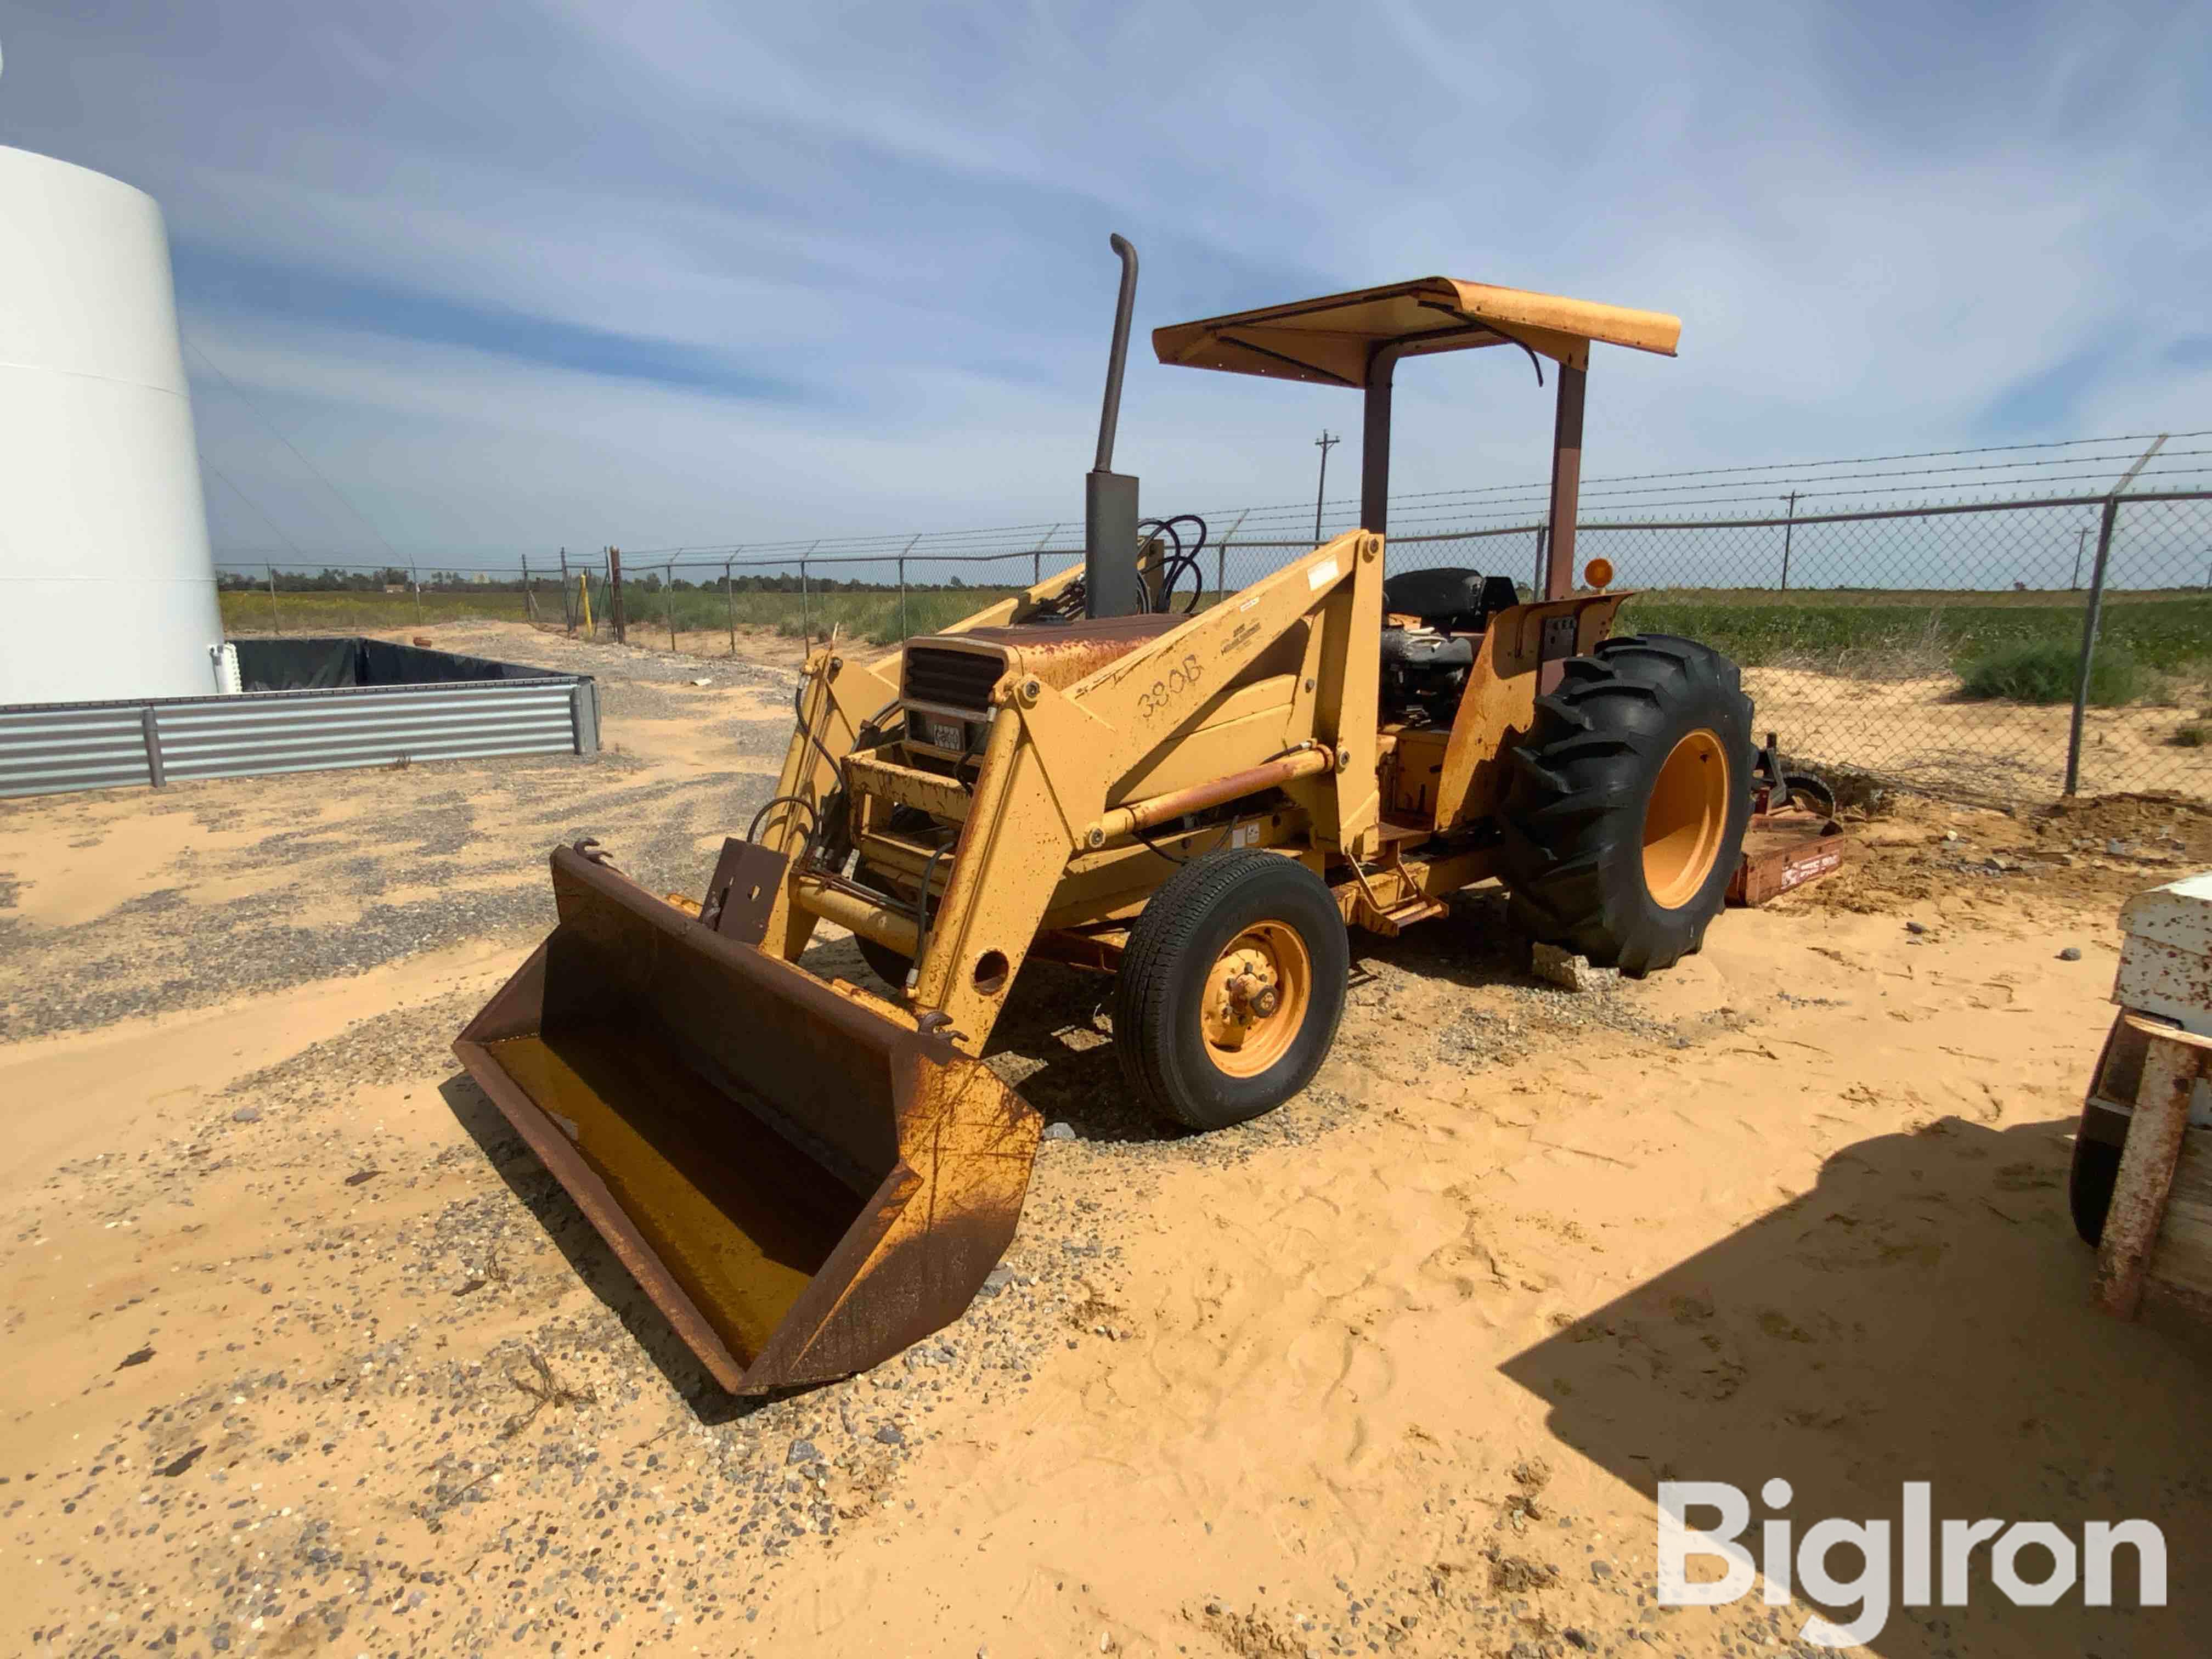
[{"x1": 0, "y1": 675, "x2": 599, "y2": 802}]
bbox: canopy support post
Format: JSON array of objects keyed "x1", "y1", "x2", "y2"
[
  {"x1": 1361, "y1": 343, "x2": 1411, "y2": 538},
  {"x1": 1543, "y1": 363, "x2": 1587, "y2": 600}
]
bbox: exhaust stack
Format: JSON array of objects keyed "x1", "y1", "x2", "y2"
[{"x1": 1084, "y1": 234, "x2": 1142, "y2": 618}]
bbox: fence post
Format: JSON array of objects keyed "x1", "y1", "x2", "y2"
[
  {"x1": 898, "y1": 532, "x2": 920, "y2": 642},
  {"x1": 559, "y1": 548, "x2": 574, "y2": 633},
  {"x1": 266, "y1": 562, "x2": 280, "y2": 634},
  {"x1": 724, "y1": 558, "x2": 736, "y2": 657},
  {"x1": 410, "y1": 564, "x2": 424, "y2": 628},
  {"x1": 1531, "y1": 528, "x2": 1547, "y2": 598},
  {"x1": 2065, "y1": 499, "x2": 2123, "y2": 797},
  {"x1": 1217, "y1": 507, "x2": 1252, "y2": 601},
  {"x1": 798, "y1": 540, "x2": 819, "y2": 656},
  {"x1": 2070, "y1": 526, "x2": 2090, "y2": 592},
  {"x1": 1779, "y1": 491, "x2": 1798, "y2": 591},
  {"x1": 608, "y1": 547, "x2": 627, "y2": 645},
  {"x1": 141, "y1": 704, "x2": 166, "y2": 790},
  {"x1": 666, "y1": 561, "x2": 678, "y2": 652},
  {"x1": 2064, "y1": 436, "x2": 2167, "y2": 795},
  {"x1": 1029, "y1": 522, "x2": 1062, "y2": 590},
  {"x1": 524, "y1": 554, "x2": 538, "y2": 624}
]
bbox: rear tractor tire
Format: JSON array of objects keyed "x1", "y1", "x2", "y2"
[
  {"x1": 1114, "y1": 849, "x2": 1350, "y2": 1131},
  {"x1": 1499, "y1": 634, "x2": 1754, "y2": 976}
]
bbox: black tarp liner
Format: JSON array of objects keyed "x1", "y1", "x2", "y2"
[{"x1": 233, "y1": 637, "x2": 563, "y2": 692}]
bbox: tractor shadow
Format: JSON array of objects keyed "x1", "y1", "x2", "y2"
[
  {"x1": 978, "y1": 957, "x2": 1179, "y2": 1144},
  {"x1": 1500, "y1": 1113, "x2": 2212, "y2": 1656},
  {"x1": 426, "y1": 935, "x2": 1173, "y2": 1418},
  {"x1": 961, "y1": 885, "x2": 1568, "y2": 1147},
  {"x1": 421, "y1": 889, "x2": 1580, "y2": 1417},
  {"x1": 799, "y1": 928, "x2": 1173, "y2": 1144},
  {"x1": 435, "y1": 1065, "x2": 759, "y2": 1424},
  {"x1": 970, "y1": 887, "x2": 1571, "y2": 1146},
  {"x1": 1352, "y1": 883, "x2": 1537, "y2": 990}
]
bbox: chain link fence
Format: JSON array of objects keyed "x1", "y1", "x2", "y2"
[{"x1": 216, "y1": 466, "x2": 2212, "y2": 808}]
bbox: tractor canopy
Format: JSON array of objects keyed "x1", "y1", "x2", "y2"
[
  {"x1": 1152, "y1": 275, "x2": 1683, "y2": 599},
  {"x1": 1151, "y1": 276, "x2": 1680, "y2": 386}
]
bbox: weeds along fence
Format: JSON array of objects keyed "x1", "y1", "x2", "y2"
[{"x1": 216, "y1": 484, "x2": 2212, "y2": 808}]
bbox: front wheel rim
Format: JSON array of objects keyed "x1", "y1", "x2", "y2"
[
  {"x1": 1199, "y1": 922, "x2": 1311, "y2": 1077},
  {"x1": 1643, "y1": 728, "x2": 1730, "y2": 910}
]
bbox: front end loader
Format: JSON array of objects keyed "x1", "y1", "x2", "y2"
[{"x1": 456, "y1": 238, "x2": 1754, "y2": 1393}]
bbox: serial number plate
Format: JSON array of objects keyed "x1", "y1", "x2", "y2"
[{"x1": 926, "y1": 717, "x2": 966, "y2": 751}]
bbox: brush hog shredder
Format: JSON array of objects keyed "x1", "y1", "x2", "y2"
[{"x1": 457, "y1": 237, "x2": 1756, "y2": 1392}]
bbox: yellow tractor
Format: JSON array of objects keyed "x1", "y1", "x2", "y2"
[{"x1": 456, "y1": 238, "x2": 1753, "y2": 1394}]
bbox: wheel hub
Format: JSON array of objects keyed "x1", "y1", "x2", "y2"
[
  {"x1": 1199, "y1": 923, "x2": 1311, "y2": 1077},
  {"x1": 1643, "y1": 727, "x2": 1731, "y2": 910}
]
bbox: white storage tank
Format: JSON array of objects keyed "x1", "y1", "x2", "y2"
[{"x1": 0, "y1": 144, "x2": 224, "y2": 704}]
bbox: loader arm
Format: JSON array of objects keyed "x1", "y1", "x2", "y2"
[
  {"x1": 450, "y1": 237, "x2": 1709, "y2": 1403},
  {"x1": 754, "y1": 648, "x2": 903, "y2": 961},
  {"x1": 747, "y1": 549, "x2": 1098, "y2": 963},
  {"x1": 884, "y1": 533, "x2": 1386, "y2": 1047},
  {"x1": 1031, "y1": 531, "x2": 1384, "y2": 853}
]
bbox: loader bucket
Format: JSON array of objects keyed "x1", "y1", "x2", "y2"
[{"x1": 454, "y1": 844, "x2": 1040, "y2": 1394}]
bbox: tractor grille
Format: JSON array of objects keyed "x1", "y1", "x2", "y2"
[{"x1": 902, "y1": 646, "x2": 1005, "y2": 715}]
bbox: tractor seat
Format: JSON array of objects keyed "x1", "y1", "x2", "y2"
[{"x1": 1381, "y1": 567, "x2": 1519, "y2": 633}]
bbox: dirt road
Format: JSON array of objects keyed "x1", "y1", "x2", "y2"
[{"x1": 3, "y1": 623, "x2": 2207, "y2": 1658}]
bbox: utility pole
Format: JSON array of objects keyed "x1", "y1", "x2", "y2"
[{"x1": 1313, "y1": 431, "x2": 1340, "y2": 544}]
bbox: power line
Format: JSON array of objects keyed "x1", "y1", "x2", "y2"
[
  {"x1": 202, "y1": 461, "x2": 312, "y2": 561},
  {"x1": 213, "y1": 430, "x2": 2212, "y2": 574},
  {"x1": 185, "y1": 336, "x2": 410, "y2": 568},
  {"x1": 1190, "y1": 427, "x2": 2212, "y2": 521}
]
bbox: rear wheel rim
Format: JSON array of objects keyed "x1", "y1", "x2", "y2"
[
  {"x1": 1199, "y1": 922, "x2": 1311, "y2": 1078},
  {"x1": 1643, "y1": 728, "x2": 1730, "y2": 910}
]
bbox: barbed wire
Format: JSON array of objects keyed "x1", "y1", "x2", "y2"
[{"x1": 209, "y1": 429, "x2": 2212, "y2": 578}]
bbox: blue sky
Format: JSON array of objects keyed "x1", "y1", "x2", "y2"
[{"x1": 2, "y1": 1, "x2": 2207, "y2": 566}]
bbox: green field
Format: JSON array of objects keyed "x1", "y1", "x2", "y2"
[
  {"x1": 223, "y1": 582, "x2": 2211, "y2": 696},
  {"x1": 1619, "y1": 589, "x2": 2212, "y2": 678},
  {"x1": 219, "y1": 583, "x2": 1026, "y2": 644}
]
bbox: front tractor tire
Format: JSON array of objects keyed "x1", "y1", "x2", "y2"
[
  {"x1": 1114, "y1": 849, "x2": 1350, "y2": 1131},
  {"x1": 1499, "y1": 634, "x2": 1754, "y2": 976}
]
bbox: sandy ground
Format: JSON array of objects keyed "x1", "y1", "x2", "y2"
[
  {"x1": 1746, "y1": 664, "x2": 2212, "y2": 805},
  {"x1": 4, "y1": 622, "x2": 2212, "y2": 1658},
  {"x1": 0, "y1": 628, "x2": 796, "y2": 1041}
]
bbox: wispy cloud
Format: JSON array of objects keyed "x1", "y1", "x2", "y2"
[{"x1": 2, "y1": 0, "x2": 2204, "y2": 565}]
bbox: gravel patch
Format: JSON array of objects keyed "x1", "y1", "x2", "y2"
[
  {"x1": 8, "y1": 979, "x2": 1144, "y2": 1657},
  {"x1": 3, "y1": 623, "x2": 1806, "y2": 1656},
  {"x1": 2, "y1": 913, "x2": 1791, "y2": 1657},
  {"x1": 0, "y1": 629, "x2": 804, "y2": 1039}
]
